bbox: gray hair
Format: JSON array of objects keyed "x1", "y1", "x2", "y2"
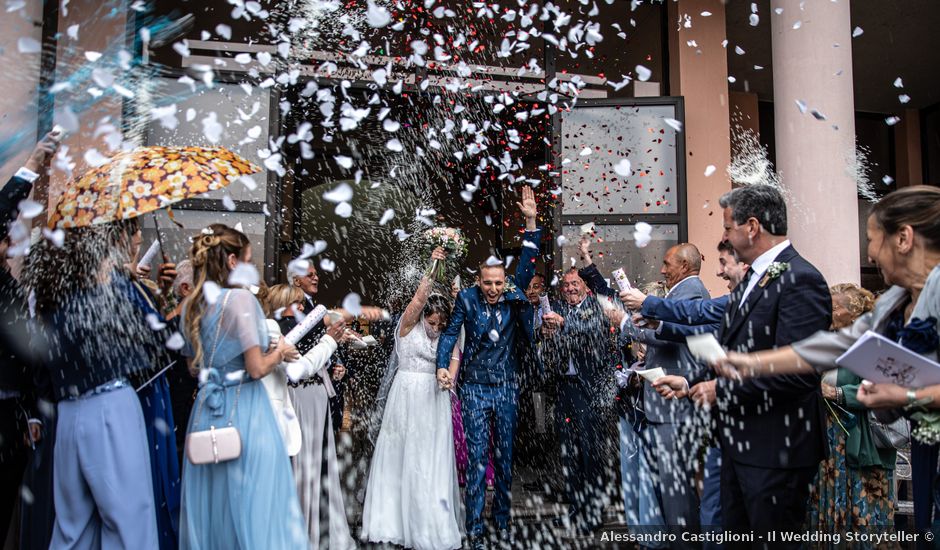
[
  {"x1": 173, "y1": 259, "x2": 193, "y2": 296},
  {"x1": 718, "y1": 185, "x2": 788, "y2": 236}
]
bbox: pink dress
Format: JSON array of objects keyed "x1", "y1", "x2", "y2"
[{"x1": 451, "y1": 347, "x2": 494, "y2": 487}]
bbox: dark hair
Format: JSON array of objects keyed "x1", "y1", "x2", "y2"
[
  {"x1": 423, "y1": 294, "x2": 452, "y2": 321},
  {"x1": 718, "y1": 185, "x2": 788, "y2": 236},
  {"x1": 870, "y1": 185, "x2": 940, "y2": 251},
  {"x1": 26, "y1": 217, "x2": 141, "y2": 314},
  {"x1": 716, "y1": 240, "x2": 735, "y2": 254}
]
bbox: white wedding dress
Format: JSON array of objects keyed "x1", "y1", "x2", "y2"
[{"x1": 360, "y1": 319, "x2": 463, "y2": 550}]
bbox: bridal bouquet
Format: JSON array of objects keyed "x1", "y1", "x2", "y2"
[{"x1": 420, "y1": 227, "x2": 468, "y2": 282}]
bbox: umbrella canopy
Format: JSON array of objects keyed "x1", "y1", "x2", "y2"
[{"x1": 49, "y1": 146, "x2": 260, "y2": 229}]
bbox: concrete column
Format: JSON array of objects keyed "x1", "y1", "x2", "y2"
[
  {"x1": 895, "y1": 108, "x2": 923, "y2": 187},
  {"x1": 49, "y1": 0, "x2": 128, "y2": 214},
  {"x1": 771, "y1": 0, "x2": 860, "y2": 285},
  {"x1": 667, "y1": 0, "x2": 732, "y2": 295},
  {"x1": 0, "y1": 0, "x2": 42, "y2": 178}
]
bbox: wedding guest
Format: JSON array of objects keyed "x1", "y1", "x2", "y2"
[
  {"x1": 267, "y1": 282, "x2": 356, "y2": 549},
  {"x1": 610, "y1": 284, "x2": 667, "y2": 548},
  {"x1": 178, "y1": 224, "x2": 307, "y2": 549},
  {"x1": 711, "y1": 185, "x2": 940, "y2": 536},
  {"x1": 123, "y1": 229, "x2": 181, "y2": 550},
  {"x1": 165, "y1": 260, "x2": 198, "y2": 467},
  {"x1": 655, "y1": 184, "x2": 832, "y2": 543},
  {"x1": 0, "y1": 134, "x2": 56, "y2": 547},
  {"x1": 807, "y1": 283, "x2": 898, "y2": 541},
  {"x1": 540, "y1": 267, "x2": 618, "y2": 537},
  {"x1": 628, "y1": 244, "x2": 709, "y2": 534},
  {"x1": 362, "y1": 247, "x2": 462, "y2": 550},
  {"x1": 292, "y1": 264, "x2": 349, "y2": 431},
  {"x1": 26, "y1": 217, "x2": 160, "y2": 549}
]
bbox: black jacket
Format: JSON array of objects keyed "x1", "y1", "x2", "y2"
[{"x1": 714, "y1": 245, "x2": 831, "y2": 469}]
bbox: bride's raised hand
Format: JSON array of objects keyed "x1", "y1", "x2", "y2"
[{"x1": 431, "y1": 246, "x2": 447, "y2": 262}]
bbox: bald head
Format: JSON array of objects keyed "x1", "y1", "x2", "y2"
[{"x1": 661, "y1": 243, "x2": 702, "y2": 288}]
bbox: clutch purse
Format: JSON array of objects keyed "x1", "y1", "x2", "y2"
[
  {"x1": 185, "y1": 292, "x2": 245, "y2": 465},
  {"x1": 186, "y1": 425, "x2": 242, "y2": 465}
]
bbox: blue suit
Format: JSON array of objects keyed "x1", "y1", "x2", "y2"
[
  {"x1": 640, "y1": 295, "x2": 727, "y2": 344},
  {"x1": 436, "y1": 229, "x2": 542, "y2": 537}
]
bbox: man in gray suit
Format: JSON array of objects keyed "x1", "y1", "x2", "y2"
[{"x1": 629, "y1": 244, "x2": 710, "y2": 535}]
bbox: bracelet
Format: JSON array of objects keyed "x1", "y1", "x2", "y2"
[{"x1": 907, "y1": 389, "x2": 918, "y2": 406}]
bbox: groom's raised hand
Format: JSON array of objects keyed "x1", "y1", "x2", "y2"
[{"x1": 516, "y1": 186, "x2": 537, "y2": 231}]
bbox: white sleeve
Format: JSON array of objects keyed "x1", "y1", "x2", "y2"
[{"x1": 285, "y1": 335, "x2": 338, "y2": 382}]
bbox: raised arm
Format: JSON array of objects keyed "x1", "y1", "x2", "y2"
[
  {"x1": 399, "y1": 247, "x2": 445, "y2": 337},
  {"x1": 514, "y1": 186, "x2": 542, "y2": 291}
]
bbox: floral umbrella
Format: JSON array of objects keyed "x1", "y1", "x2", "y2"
[{"x1": 49, "y1": 146, "x2": 260, "y2": 229}]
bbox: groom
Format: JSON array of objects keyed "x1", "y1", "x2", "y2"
[{"x1": 436, "y1": 187, "x2": 541, "y2": 548}]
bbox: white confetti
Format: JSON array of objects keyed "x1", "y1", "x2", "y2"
[
  {"x1": 18, "y1": 199, "x2": 43, "y2": 219},
  {"x1": 893, "y1": 77, "x2": 904, "y2": 88},
  {"x1": 228, "y1": 262, "x2": 259, "y2": 288},
  {"x1": 201, "y1": 112, "x2": 223, "y2": 143},
  {"x1": 704, "y1": 165, "x2": 717, "y2": 177},
  {"x1": 484, "y1": 255, "x2": 502, "y2": 267},
  {"x1": 852, "y1": 26, "x2": 863, "y2": 38},
  {"x1": 335, "y1": 202, "x2": 353, "y2": 218},
  {"x1": 84, "y1": 50, "x2": 102, "y2": 62},
  {"x1": 334, "y1": 155, "x2": 353, "y2": 169},
  {"x1": 795, "y1": 99, "x2": 808, "y2": 114},
  {"x1": 749, "y1": 14, "x2": 759, "y2": 26},
  {"x1": 42, "y1": 227, "x2": 64, "y2": 248},
  {"x1": 83, "y1": 148, "x2": 109, "y2": 168},
  {"x1": 165, "y1": 332, "x2": 185, "y2": 351},
  {"x1": 379, "y1": 209, "x2": 395, "y2": 225},
  {"x1": 613, "y1": 159, "x2": 632, "y2": 177},
  {"x1": 488, "y1": 329, "x2": 500, "y2": 342},
  {"x1": 382, "y1": 119, "x2": 400, "y2": 132},
  {"x1": 17, "y1": 36, "x2": 41, "y2": 54},
  {"x1": 145, "y1": 313, "x2": 166, "y2": 331},
  {"x1": 899, "y1": 94, "x2": 911, "y2": 104},
  {"x1": 342, "y1": 293, "x2": 362, "y2": 316},
  {"x1": 663, "y1": 118, "x2": 683, "y2": 132},
  {"x1": 386, "y1": 138, "x2": 403, "y2": 152},
  {"x1": 319, "y1": 258, "x2": 336, "y2": 272},
  {"x1": 366, "y1": 0, "x2": 391, "y2": 28},
  {"x1": 885, "y1": 116, "x2": 901, "y2": 126},
  {"x1": 323, "y1": 183, "x2": 353, "y2": 203},
  {"x1": 203, "y1": 281, "x2": 222, "y2": 305},
  {"x1": 579, "y1": 147, "x2": 592, "y2": 156},
  {"x1": 635, "y1": 65, "x2": 652, "y2": 81}
]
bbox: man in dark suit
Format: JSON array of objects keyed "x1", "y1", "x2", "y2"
[
  {"x1": 540, "y1": 267, "x2": 618, "y2": 537},
  {"x1": 436, "y1": 186, "x2": 541, "y2": 549},
  {"x1": 706, "y1": 185, "x2": 831, "y2": 540},
  {"x1": 626, "y1": 244, "x2": 710, "y2": 535}
]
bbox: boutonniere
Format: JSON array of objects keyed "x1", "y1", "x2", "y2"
[
  {"x1": 580, "y1": 307, "x2": 595, "y2": 320},
  {"x1": 504, "y1": 280, "x2": 517, "y2": 294},
  {"x1": 758, "y1": 262, "x2": 790, "y2": 288}
]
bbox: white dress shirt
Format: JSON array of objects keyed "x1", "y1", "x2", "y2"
[{"x1": 738, "y1": 239, "x2": 791, "y2": 308}]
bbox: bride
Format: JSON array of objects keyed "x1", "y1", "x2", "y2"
[{"x1": 361, "y1": 247, "x2": 462, "y2": 550}]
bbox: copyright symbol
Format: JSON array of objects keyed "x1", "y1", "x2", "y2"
[{"x1": 926, "y1": 531, "x2": 935, "y2": 542}]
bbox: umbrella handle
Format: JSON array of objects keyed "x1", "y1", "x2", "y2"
[{"x1": 152, "y1": 213, "x2": 168, "y2": 263}]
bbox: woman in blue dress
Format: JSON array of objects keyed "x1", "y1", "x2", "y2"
[{"x1": 179, "y1": 223, "x2": 308, "y2": 549}]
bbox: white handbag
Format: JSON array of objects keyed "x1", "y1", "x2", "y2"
[{"x1": 186, "y1": 292, "x2": 245, "y2": 465}]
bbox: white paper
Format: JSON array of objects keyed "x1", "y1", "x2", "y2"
[
  {"x1": 137, "y1": 240, "x2": 160, "y2": 270},
  {"x1": 284, "y1": 305, "x2": 327, "y2": 345},
  {"x1": 539, "y1": 295, "x2": 552, "y2": 314},
  {"x1": 686, "y1": 333, "x2": 728, "y2": 363},
  {"x1": 612, "y1": 268, "x2": 632, "y2": 292},
  {"x1": 633, "y1": 367, "x2": 665, "y2": 383},
  {"x1": 836, "y1": 330, "x2": 940, "y2": 387}
]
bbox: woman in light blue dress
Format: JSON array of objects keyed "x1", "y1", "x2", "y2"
[{"x1": 178, "y1": 224, "x2": 308, "y2": 549}]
